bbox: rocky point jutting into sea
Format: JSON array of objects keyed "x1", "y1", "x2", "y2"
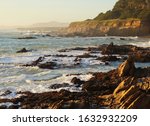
[
  {"x1": 66, "y1": 19, "x2": 150, "y2": 37},
  {"x1": 65, "y1": 0, "x2": 150, "y2": 37},
  {"x1": 0, "y1": 43, "x2": 150, "y2": 109},
  {"x1": 0, "y1": 0, "x2": 150, "y2": 109}
]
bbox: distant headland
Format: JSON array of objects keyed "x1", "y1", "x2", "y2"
[{"x1": 66, "y1": 0, "x2": 150, "y2": 37}]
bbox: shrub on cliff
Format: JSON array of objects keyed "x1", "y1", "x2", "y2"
[{"x1": 94, "y1": 0, "x2": 150, "y2": 21}]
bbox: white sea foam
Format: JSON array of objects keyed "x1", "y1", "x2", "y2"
[
  {"x1": 130, "y1": 40, "x2": 150, "y2": 47},
  {"x1": 0, "y1": 73, "x2": 93, "y2": 99}
]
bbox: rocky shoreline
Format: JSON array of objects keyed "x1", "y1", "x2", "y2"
[{"x1": 0, "y1": 44, "x2": 150, "y2": 109}]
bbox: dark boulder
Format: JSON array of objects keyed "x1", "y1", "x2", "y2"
[
  {"x1": 77, "y1": 53, "x2": 97, "y2": 58},
  {"x1": 24, "y1": 57, "x2": 44, "y2": 66},
  {"x1": 49, "y1": 83, "x2": 70, "y2": 89},
  {"x1": 17, "y1": 48, "x2": 30, "y2": 53},
  {"x1": 38, "y1": 62, "x2": 57, "y2": 69},
  {"x1": 71, "y1": 77, "x2": 85, "y2": 87},
  {"x1": 17, "y1": 36, "x2": 37, "y2": 39},
  {"x1": 97, "y1": 56, "x2": 119, "y2": 62}
]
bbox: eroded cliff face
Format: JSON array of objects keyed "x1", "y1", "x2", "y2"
[{"x1": 67, "y1": 19, "x2": 150, "y2": 36}]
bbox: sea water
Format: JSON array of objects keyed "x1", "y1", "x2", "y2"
[{"x1": 0, "y1": 29, "x2": 150, "y2": 98}]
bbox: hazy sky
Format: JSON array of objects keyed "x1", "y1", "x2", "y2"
[{"x1": 0, "y1": 0, "x2": 117, "y2": 26}]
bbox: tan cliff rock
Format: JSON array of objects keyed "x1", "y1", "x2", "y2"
[{"x1": 66, "y1": 19, "x2": 150, "y2": 36}]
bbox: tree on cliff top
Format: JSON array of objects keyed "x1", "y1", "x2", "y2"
[{"x1": 94, "y1": 0, "x2": 150, "y2": 21}]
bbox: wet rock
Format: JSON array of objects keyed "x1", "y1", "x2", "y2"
[
  {"x1": 58, "y1": 49, "x2": 70, "y2": 52},
  {"x1": 82, "y1": 70, "x2": 120, "y2": 94},
  {"x1": 97, "y1": 56, "x2": 119, "y2": 61},
  {"x1": 38, "y1": 62, "x2": 57, "y2": 69},
  {"x1": 135, "y1": 67, "x2": 150, "y2": 77},
  {"x1": 0, "y1": 105, "x2": 7, "y2": 109},
  {"x1": 24, "y1": 57, "x2": 45, "y2": 66},
  {"x1": 8, "y1": 105, "x2": 19, "y2": 109},
  {"x1": 118, "y1": 56, "x2": 135, "y2": 77},
  {"x1": 120, "y1": 38, "x2": 126, "y2": 40},
  {"x1": 74, "y1": 57, "x2": 81, "y2": 62},
  {"x1": 134, "y1": 51, "x2": 150, "y2": 62},
  {"x1": 0, "y1": 90, "x2": 12, "y2": 96},
  {"x1": 71, "y1": 47, "x2": 86, "y2": 50},
  {"x1": 71, "y1": 77, "x2": 84, "y2": 84},
  {"x1": 71, "y1": 77, "x2": 85, "y2": 87},
  {"x1": 62, "y1": 100, "x2": 89, "y2": 109},
  {"x1": 16, "y1": 48, "x2": 31, "y2": 53},
  {"x1": 48, "y1": 100, "x2": 64, "y2": 109},
  {"x1": 54, "y1": 54, "x2": 71, "y2": 57},
  {"x1": 49, "y1": 83, "x2": 70, "y2": 89},
  {"x1": 102, "y1": 43, "x2": 133, "y2": 55},
  {"x1": 77, "y1": 53, "x2": 97, "y2": 58},
  {"x1": 17, "y1": 36, "x2": 37, "y2": 39}
]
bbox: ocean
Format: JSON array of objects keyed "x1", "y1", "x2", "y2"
[{"x1": 0, "y1": 29, "x2": 150, "y2": 99}]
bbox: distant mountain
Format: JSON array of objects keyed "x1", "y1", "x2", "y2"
[{"x1": 30, "y1": 21, "x2": 69, "y2": 28}]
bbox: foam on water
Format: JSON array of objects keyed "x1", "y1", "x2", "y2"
[
  {"x1": 130, "y1": 40, "x2": 150, "y2": 47},
  {"x1": 0, "y1": 31, "x2": 150, "y2": 100},
  {"x1": 0, "y1": 73, "x2": 93, "y2": 99}
]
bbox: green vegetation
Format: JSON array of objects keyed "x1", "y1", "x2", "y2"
[{"x1": 94, "y1": 0, "x2": 150, "y2": 21}]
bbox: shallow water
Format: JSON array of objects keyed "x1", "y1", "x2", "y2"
[{"x1": 0, "y1": 29, "x2": 150, "y2": 97}]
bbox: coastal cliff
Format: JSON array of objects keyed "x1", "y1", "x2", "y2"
[
  {"x1": 67, "y1": 19, "x2": 150, "y2": 36},
  {"x1": 66, "y1": 0, "x2": 150, "y2": 37}
]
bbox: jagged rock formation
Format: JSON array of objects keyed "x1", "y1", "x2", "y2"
[
  {"x1": 0, "y1": 44, "x2": 150, "y2": 109},
  {"x1": 99, "y1": 58, "x2": 150, "y2": 109}
]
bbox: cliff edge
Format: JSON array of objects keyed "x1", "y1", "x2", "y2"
[{"x1": 66, "y1": 0, "x2": 150, "y2": 36}]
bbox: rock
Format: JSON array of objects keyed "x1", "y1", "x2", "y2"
[
  {"x1": 118, "y1": 56, "x2": 135, "y2": 77},
  {"x1": 97, "y1": 56, "x2": 119, "y2": 62},
  {"x1": 71, "y1": 77, "x2": 84, "y2": 84},
  {"x1": 17, "y1": 48, "x2": 30, "y2": 53},
  {"x1": 8, "y1": 105, "x2": 19, "y2": 109},
  {"x1": 62, "y1": 100, "x2": 89, "y2": 109},
  {"x1": 17, "y1": 36, "x2": 37, "y2": 39},
  {"x1": 102, "y1": 44, "x2": 131, "y2": 55},
  {"x1": 134, "y1": 51, "x2": 150, "y2": 62},
  {"x1": 113, "y1": 77, "x2": 135, "y2": 97},
  {"x1": 24, "y1": 57, "x2": 44, "y2": 66},
  {"x1": 48, "y1": 100, "x2": 64, "y2": 109},
  {"x1": 0, "y1": 105, "x2": 7, "y2": 109},
  {"x1": 49, "y1": 83, "x2": 70, "y2": 89},
  {"x1": 38, "y1": 62, "x2": 57, "y2": 69},
  {"x1": 0, "y1": 90, "x2": 12, "y2": 96},
  {"x1": 120, "y1": 38, "x2": 126, "y2": 40},
  {"x1": 77, "y1": 53, "x2": 96, "y2": 58},
  {"x1": 71, "y1": 77, "x2": 85, "y2": 87},
  {"x1": 74, "y1": 57, "x2": 81, "y2": 62}
]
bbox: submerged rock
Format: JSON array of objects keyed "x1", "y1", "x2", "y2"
[
  {"x1": 16, "y1": 48, "x2": 31, "y2": 53},
  {"x1": 17, "y1": 36, "x2": 37, "y2": 39},
  {"x1": 38, "y1": 62, "x2": 57, "y2": 69},
  {"x1": 97, "y1": 56, "x2": 119, "y2": 62},
  {"x1": 24, "y1": 57, "x2": 45, "y2": 66}
]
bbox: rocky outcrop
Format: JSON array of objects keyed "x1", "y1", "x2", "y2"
[
  {"x1": 0, "y1": 57, "x2": 150, "y2": 109},
  {"x1": 111, "y1": 77, "x2": 150, "y2": 109},
  {"x1": 67, "y1": 19, "x2": 150, "y2": 37},
  {"x1": 66, "y1": 0, "x2": 150, "y2": 37},
  {"x1": 118, "y1": 56, "x2": 135, "y2": 77},
  {"x1": 1, "y1": 43, "x2": 150, "y2": 109},
  {"x1": 16, "y1": 48, "x2": 32, "y2": 53}
]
